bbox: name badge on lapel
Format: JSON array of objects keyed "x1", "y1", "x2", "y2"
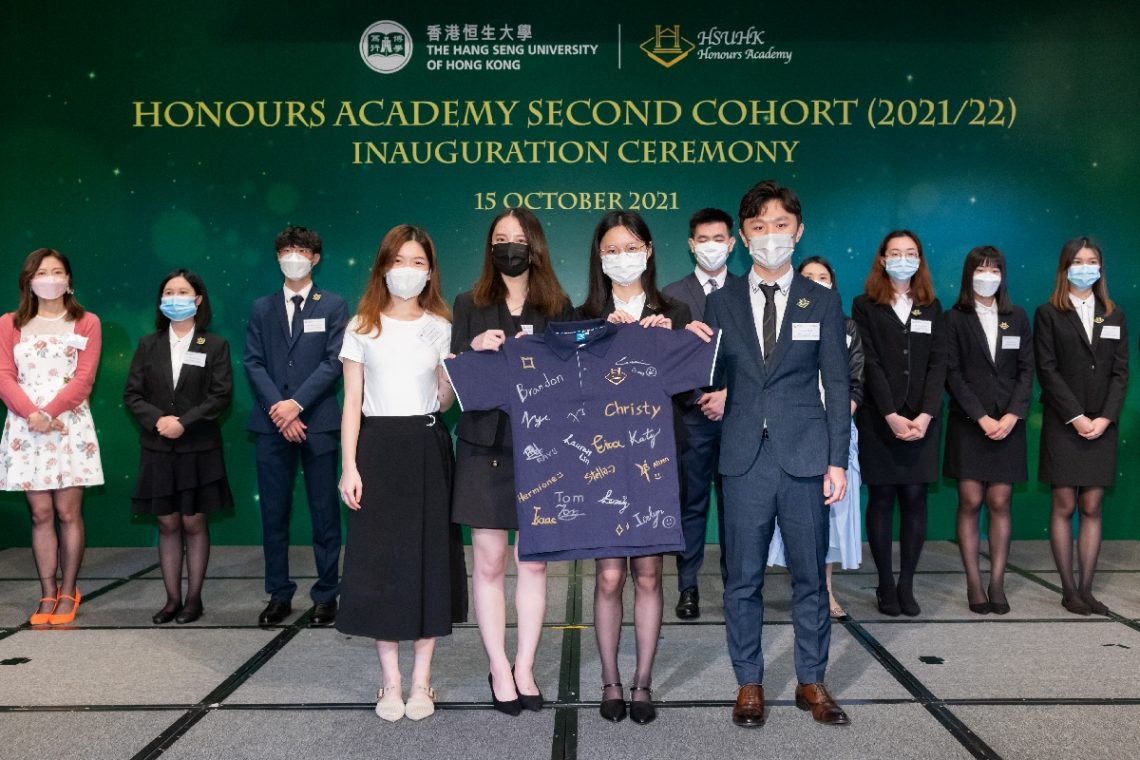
[
  {"x1": 64, "y1": 334, "x2": 89, "y2": 350},
  {"x1": 303, "y1": 318, "x2": 326, "y2": 333},
  {"x1": 520, "y1": 324, "x2": 534, "y2": 335},
  {"x1": 910, "y1": 319, "x2": 932, "y2": 334},
  {"x1": 417, "y1": 322, "x2": 444, "y2": 346},
  {"x1": 1100, "y1": 325, "x2": 1121, "y2": 340},
  {"x1": 791, "y1": 322, "x2": 820, "y2": 341},
  {"x1": 1001, "y1": 335, "x2": 1020, "y2": 350},
  {"x1": 182, "y1": 352, "x2": 207, "y2": 368}
]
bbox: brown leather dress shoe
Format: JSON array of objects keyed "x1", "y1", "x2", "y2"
[
  {"x1": 732, "y1": 683, "x2": 765, "y2": 727},
  {"x1": 794, "y1": 683, "x2": 850, "y2": 725}
]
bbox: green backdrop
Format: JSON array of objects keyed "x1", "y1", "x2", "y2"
[{"x1": 2, "y1": 1, "x2": 1138, "y2": 549}]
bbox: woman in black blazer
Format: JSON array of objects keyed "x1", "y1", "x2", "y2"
[
  {"x1": 124, "y1": 270, "x2": 233, "y2": 624},
  {"x1": 1034, "y1": 237, "x2": 1129, "y2": 616},
  {"x1": 450, "y1": 207, "x2": 572, "y2": 714},
  {"x1": 943, "y1": 247, "x2": 1034, "y2": 615},
  {"x1": 578, "y1": 210, "x2": 690, "y2": 725},
  {"x1": 852, "y1": 230, "x2": 945, "y2": 617}
]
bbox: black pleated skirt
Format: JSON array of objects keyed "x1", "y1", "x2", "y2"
[
  {"x1": 336, "y1": 414, "x2": 468, "y2": 641},
  {"x1": 131, "y1": 446, "x2": 234, "y2": 516}
]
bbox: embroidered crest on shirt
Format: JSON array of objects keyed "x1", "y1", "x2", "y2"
[
  {"x1": 605, "y1": 367, "x2": 628, "y2": 386},
  {"x1": 521, "y1": 356, "x2": 536, "y2": 370},
  {"x1": 797, "y1": 297, "x2": 810, "y2": 308}
]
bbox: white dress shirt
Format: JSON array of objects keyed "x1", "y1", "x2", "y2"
[
  {"x1": 975, "y1": 300, "x2": 999, "y2": 361},
  {"x1": 169, "y1": 326, "x2": 194, "y2": 386},
  {"x1": 1069, "y1": 292, "x2": 1094, "y2": 343},
  {"x1": 613, "y1": 290, "x2": 647, "y2": 320},
  {"x1": 284, "y1": 282, "x2": 314, "y2": 335},
  {"x1": 748, "y1": 266, "x2": 794, "y2": 359},
  {"x1": 695, "y1": 267, "x2": 727, "y2": 294},
  {"x1": 892, "y1": 291, "x2": 914, "y2": 324}
]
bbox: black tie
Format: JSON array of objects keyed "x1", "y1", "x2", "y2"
[
  {"x1": 759, "y1": 284, "x2": 777, "y2": 361},
  {"x1": 290, "y1": 295, "x2": 304, "y2": 337}
]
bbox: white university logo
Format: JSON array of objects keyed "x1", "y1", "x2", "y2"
[{"x1": 360, "y1": 20, "x2": 413, "y2": 74}]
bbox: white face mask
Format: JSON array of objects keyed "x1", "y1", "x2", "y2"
[
  {"x1": 386, "y1": 266, "x2": 430, "y2": 300},
  {"x1": 601, "y1": 251, "x2": 648, "y2": 286},
  {"x1": 693, "y1": 241, "x2": 729, "y2": 273},
  {"x1": 278, "y1": 252, "x2": 314, "y2": 280},
  {"x1": 972, "y1": 272, "x2": 1002, "y2": 298},
  {"x1": 748, "y1": 233, "x2": 795, "y2": 270}
]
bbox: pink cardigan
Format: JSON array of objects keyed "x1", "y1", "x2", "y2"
[{"x1": 0, "y1": 311, "x2": 102, "y2": 419}]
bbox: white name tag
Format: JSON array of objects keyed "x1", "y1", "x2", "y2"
[
  {"x1": 1001, "y1": 335, "x2": 1020, "y2": 350},
  {"x1": 64, "y1": 334, "x2": 89, "y2": 350},
  {"x1": 910, "y1": 319, "x2": 932, "y2": 334},
  {"x1": 1101, "y1": 325, "x2": 1121, "y2": 340},
  {"x1": 520, "y1": 324, "x2": 534, "y2": 335},
  {"x1": 303, "y1": 318, "x2": 326, "y2": 333},
  {"x1": 417, "y1": 323, "x2": 445, "y2": 347},
  {"x1": 181, "y1": 352, "x2": 207, "y2": 368},
  {"x1": 792, "y1": 322, "x2": 820, "y2": 341}
]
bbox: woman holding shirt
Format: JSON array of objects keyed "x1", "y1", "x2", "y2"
[
  {"x1": 336, "y1": 225, "x2": 467, "y2": 721},
  {"x1": 0, "y1": 249, "x2": 103, "y2": 626},
  {"x1": 852, "y1": 230, "x2": 945, "y2": 618},
  {"x1": 578, "y1": 210, "x2": 690, "y2": 725},
  {"x1": 450, "y1": 207, "x2": 572, "y2": 714},
  {"x1": 943, "y1": 247, "x2": 1033, "y2": 615},
  {"x1": 1034, "y1": 237, "x2": 1128, "y2": 616}
]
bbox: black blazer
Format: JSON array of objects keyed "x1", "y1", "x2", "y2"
[
  {"x1": 451, "y1": 290, "x2": 573, "y2": 446},
  {"x1": 1034, "y1": 300, "x2": 1128, "y2": 423},
  {"x1": 844, "y1": 318, "x2": 866, "y2": 410},
  {"x1": 944, "y1": 305, "x2": 1034, "y2": 421},
  {"x1": 852, "y1": 295, "x2": 946, "y2": 417},
  {"x1": 124, "y1": 329, "x2": 233, "y2": 452}
]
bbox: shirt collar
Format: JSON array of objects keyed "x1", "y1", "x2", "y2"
[
  {"x1": 284, "y1": 282, "x2": 314, "y2": 303},
  {"x1": 974, "y1": 300, "x2": 998, "y2": 315},
  {"x1": 748, "y1": 266, "x2": 793, "y2": 294},
  {"x1": 168, "y1": 325, "x2": 194, "y2": 346},
  {"x1": 1068, "y1": 292, "x2": 1093, "y2": 309},
  {"x1": 695, "y1": 267, "x2": 727, "y2": 288},
  {"x1": 542, "y1": 319, "x2": 620, "y2": 360}
]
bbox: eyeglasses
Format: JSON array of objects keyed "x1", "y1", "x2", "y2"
[
  {"x1": 884, "y1": 250, "x2": 920, "y2": 261},
  {"x1": 600, "y1": 243, "x2": 649, "y2": 256}
]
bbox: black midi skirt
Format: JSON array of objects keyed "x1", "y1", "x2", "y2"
[
  {"x1": 131, "y1": 446, "x2": 234, "y2": 516},
  {"x1": 336, "y1": 414, "x2": 468, "y2": 641}
]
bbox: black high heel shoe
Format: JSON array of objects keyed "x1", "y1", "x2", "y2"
[
  {"x1": 628, "y1": 686, "x2": 656, "y2": 725},
  {"x1": 514, "y1": 670, "x2": 544, "y2": 712},
  {"x1": 876, "y1": 586, "x2": 900, "y2": 617},
  {"x1": 152, "y1": 603, "x2": 181, "y2": 625},
  {"x1": 599, "y1": 682, "x2": 626, "y2": 722},
  {"x1": 489, "y1": 673, "x2": 522, "y2": 716},
  {"x1": 896, "y1": 584, "x2": 920, "y2": 617}
]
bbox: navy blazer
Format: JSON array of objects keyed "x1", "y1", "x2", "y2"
[
  {"x1": 705, "y1": 273, "x2": 850, "y2": 477},
  {"x1": 123, "y1": 329, "x2": 232, "y2": 453},
  {"x1": 944, "y1": 305, "x2": 1034, "y2": 422},
  {"x1": 243, "y1": 285, "x2": 348, "y2": 435}
]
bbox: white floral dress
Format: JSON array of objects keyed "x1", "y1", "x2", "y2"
[{"x1": 0, "y1": 323, "x2": 104, "y2": 490}]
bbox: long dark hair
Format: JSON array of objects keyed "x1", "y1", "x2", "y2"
[
  {"x1": 471, "y1": 207, "x2": 570, "y2": 317},
  {"x1": 579, "y1": 211, "x2": 670, "y2": 319},
  {"x1": 14, "y1": 248, "x2": 85, "y2": 328},
  {"x1": 1047, "y1": 236, "x2": 1114, "y2": 316},
  {"x1": 155, "y1": 269, "x2": 213, "y2": 332},
  {"x1": 953, "y1": 246, "x2": 1012, "y2": 314},
  {"x1": 863, "y1": 229, "x2": 936, "y2": 307}
]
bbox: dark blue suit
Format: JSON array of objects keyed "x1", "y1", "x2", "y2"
[
  {"x1": 705, "y1": 272, "x2": 849, "y2": 686},
  {"x1": 244, "y1": 285, "x2": 347, "y2": 605},
  {"x1": 661, "y1": 272, "x2": 742, "y2": 591}
]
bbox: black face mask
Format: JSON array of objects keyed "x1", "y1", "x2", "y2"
[{"x1": 491, "y1": 242, "x2": 531, "y2": 277}]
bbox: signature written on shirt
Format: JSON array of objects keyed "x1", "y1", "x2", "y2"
[{"x1": 516, "y1": 372, "x2": 564, "y2": 403}]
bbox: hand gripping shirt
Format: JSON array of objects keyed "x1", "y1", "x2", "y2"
[{"x1": 444, "y1": 319, "x2": 721, "y2": 561}]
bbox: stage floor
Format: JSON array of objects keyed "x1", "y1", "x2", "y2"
[{"x1": 1, "y1": 541, "x2": 1138, "y2": 759}]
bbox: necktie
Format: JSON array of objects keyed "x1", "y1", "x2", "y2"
[
  {"x1": 290, "y1": 294, "x2": 304, "y2": 337},
  {"x1": 759, "y1": 283, "x2": 777, "y2": 360},
  {"x1": 706, "y1": 279, "x2": 719, "y2": 294}
]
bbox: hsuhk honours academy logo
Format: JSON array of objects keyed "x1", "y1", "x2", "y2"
[
  {"x1": 360, "y1": 20, "x2": 412, "y2": 74},
  {"x1": 641, "y1": 25, "x2": 695, "y2": 68}
]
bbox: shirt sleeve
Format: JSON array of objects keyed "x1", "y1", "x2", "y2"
[
  {"x1": 443, "y1": 348, "x2": 510, "y2": 413},
  {"x1": 43, "y1": 312, "x2": 102, "y2": 418},
  {"x1": 437, "y1": 321, "x2": 452, "y2": 364},
  {"x1": 653, "y1": 325, "x2": 722, "y2": 395},
  {"x1": 338, "y1": 318, "x2": 367, "y2": 364}
]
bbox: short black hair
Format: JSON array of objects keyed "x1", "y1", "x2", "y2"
[
  {"x1": 688, "y1": 208, "x2": 734, "y2": 237},
  {"x1": 155, "y1": 269, "x2": 212, "y2": 332},
  {"x1": 275, "y1": 225, "x2": 323, "y2": 255},
  {"x1": 738, "y1": 180, "x2": 802, "y2": 229}
]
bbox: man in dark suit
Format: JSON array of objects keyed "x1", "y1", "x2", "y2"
[
  {"x1": 244, "y1": 226, "x2": 348, "y2": 627},
  {"x1": 700, "y1": 181, "x2": 851, "y2": 728},
  {"x1": 661, "y1": 208, "x2": 741, "y2": 620}
]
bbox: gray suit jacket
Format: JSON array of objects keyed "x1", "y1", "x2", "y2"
[
  {"x1": 705, "y1": 272, "x2": 849, "y2": 477},
  {"x1": 662, "y1": 271, "x2": 743, "y2": 324}
]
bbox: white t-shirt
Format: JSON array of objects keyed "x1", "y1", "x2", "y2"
[{"x1": 339, "y1": 313, "x2": 451, "y2": 416}]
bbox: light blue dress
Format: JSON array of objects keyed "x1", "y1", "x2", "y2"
[{"x1": 767, "y1": 420, "x2": 862, "y2": 569}]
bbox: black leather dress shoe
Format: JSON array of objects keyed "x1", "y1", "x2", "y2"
[
  {"x1": 310, "y1": 600, "x2": 337, "y2": 627},
  {"x1": 675, "y1": 587, "x2": 700, "y2": 620},
  {"x1": 175, "y1": 600, "x2": 203, "y2": 624},
  {"x1": 258, "y1": 600, "x2": 292, "y2": 626}
]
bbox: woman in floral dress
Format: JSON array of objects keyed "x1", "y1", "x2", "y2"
[{"x1": 0, "y1": 248, "x2": 103, "y2": 625}]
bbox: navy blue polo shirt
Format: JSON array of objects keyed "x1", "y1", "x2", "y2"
[{"x1": 444, "y1": 319, "x2": 721, "y2": 561}]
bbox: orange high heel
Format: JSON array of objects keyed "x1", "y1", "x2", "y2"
[
  {"x1": 48, "y1": 589, "x2": 81, "y2": 625},
  {"x1": 29, "y1": 588, "x2": 60, "y2": 625}
]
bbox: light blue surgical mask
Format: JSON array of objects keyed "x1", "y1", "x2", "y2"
[
  {"x1": 884, "y1": 257, "x2": 920, "y2": 281},
  {"x1": 1067, "y1": 264, "x2": 1100, "y2": 290},
  {"x1": 160, "y1": 296, "x2": 198, "y2": 321}
]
